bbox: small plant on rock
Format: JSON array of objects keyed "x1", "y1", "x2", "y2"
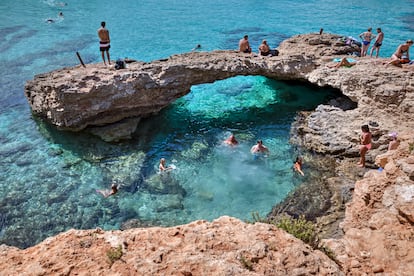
[
  {"x1": 106, "y1": 245, "x2": 123, "y2": 266},
  {"x1": 276, "y1": 215, "x2": 318, "y2": 248},
  {"x1": 239, "y1": 255, "x2": 254, "y2": 271},
  {"x1": 409, "y1": 143, "x2": 414, "y2": 153}
]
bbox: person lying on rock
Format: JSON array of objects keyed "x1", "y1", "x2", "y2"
[{"x1": 328, "y1": 57, "x2": 357, "y2": 68}]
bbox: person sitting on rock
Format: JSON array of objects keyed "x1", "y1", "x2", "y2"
[
  {"x1": 388, "y1": 132, "x2": 400, "y2": 151},
  {"x1": 239, "y1": 35, "x2": 252, "y2": 53},
  {"x1": 258, "y1": 40, "x2": 278, "y2": 56},
  {"x1": 388, "y1": 39, "x2": 413, "y2": 66}
]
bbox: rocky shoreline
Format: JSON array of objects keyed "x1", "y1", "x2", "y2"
[{"x1": 1, "y1": 33, "x2": 413, "y2": 275}]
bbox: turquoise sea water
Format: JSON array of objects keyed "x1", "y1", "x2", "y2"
[{"x1": 1, "y1": 0, "x2": 413, "y2": 248}]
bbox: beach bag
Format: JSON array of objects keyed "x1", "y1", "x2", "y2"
[{"x1": 115, "y1": 59, "x2": 126, "y2": 70}]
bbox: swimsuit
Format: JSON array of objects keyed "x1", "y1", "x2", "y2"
[
  {"x1": 362, "y1": 143, "x2": 372, "y2": 150},
  {"x1": 400, "y1": 50, "x2": 410, "y2": 63},
  {"x1": 100, "y1": 41, "x2": 110, "y2": 51},
  {"x1": 362, "y1": 40, "x2": 370, "y2": 46},
  {"x1": 374, "y1": 42, "x2": 382, "y2": 47}
]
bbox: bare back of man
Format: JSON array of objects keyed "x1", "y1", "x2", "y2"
[{"x1": 98, "y1": 21, "x2": 111, "y2": 65}]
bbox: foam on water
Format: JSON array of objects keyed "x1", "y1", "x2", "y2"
[{"x1": 1, "y1": 0, "x2": 413, "y2": 248}]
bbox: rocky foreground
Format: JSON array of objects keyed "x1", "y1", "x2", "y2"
[{"x1": 2, "y1": 33, "x2": 412, "y2": 275}]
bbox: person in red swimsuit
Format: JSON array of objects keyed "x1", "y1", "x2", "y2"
[{"x1": 358, "y1": 124, "x2": 372, "y2": 168}]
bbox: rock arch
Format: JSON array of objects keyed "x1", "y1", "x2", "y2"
[{"x1": 25, "y1": 33, "x2": 414, "y2": 148}]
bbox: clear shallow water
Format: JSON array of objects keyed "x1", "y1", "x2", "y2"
[{"x1": 0, "y1": 0, "x2": 413, "y2": 248}]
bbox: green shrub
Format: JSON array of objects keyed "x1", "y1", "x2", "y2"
[
  {"x1": 276, "y1": 215, "x2": 318, "y2": 248},
  {"x1": 106, "y1": 245, "x2": 123, "y2": 265},
  {"x1": 409, "y1": 143, "x2": 414, "y2": 153},
  {"x1": 239, "y1": 255, "x2": 253, "y2": 271}
]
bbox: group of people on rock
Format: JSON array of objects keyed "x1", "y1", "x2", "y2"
[
  {"x1": 238, "y1": 29, "x2": 413, "y2": 69},
  {"x1": 358, "y1": 27, "x2": 413, "y2": 66},
  {"x1": 238, "y1": 35, "x2": 278, "y2": 57}
]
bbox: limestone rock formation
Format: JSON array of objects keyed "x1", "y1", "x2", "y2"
[
  {"x1": 0, "y1": 216, "x2": 342, "y2": 276},
  {"x1": 13, "y1": 33, "x2": 414, "y2": 275},
  {"x1": 24, "y1": 50, "x2": 315, "y2": 141},
  {"x1": 322, "y1": 132, "x2": 414, "y2": 275}
]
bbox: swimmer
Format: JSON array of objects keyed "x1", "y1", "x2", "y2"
[
  {"x1": 159, "y1": 158, "x2": 173, "y2": 173},
  {"x1": 250, "y1": 140, "x2": 269, "y2": 154},
  {"x1": 96, "y1": 183, "x2": 119, "y2": 198},
  {"x1": 192, "y1": 44, "x2": 201, "y2": 51},
  {"x1": 293, "y1": 156, "x2": 304, "y2": 176},
  {"x1": 224, "y1": 134, "x2": 238, "y2": 146}
]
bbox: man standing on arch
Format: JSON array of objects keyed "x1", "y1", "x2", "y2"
[{"x1": 98, "y1": 21, "x2": 111, "y2": 65}]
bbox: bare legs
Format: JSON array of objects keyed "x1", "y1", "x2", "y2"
[
  {"x1": 361, "y1": 44, "x2": 369, "y2": 57},
  {"x1": 101, "y1": 50, "x2": 111, "y2": 65},
  {"x1": 370, "y1": 47, "x2": 380, "y2": 58},
  {"x1": 106, "y1": 50, "x2": 111, "y2": 65},
  {"x1": 359, "y1": 145, "x2": 368, "y2": 167}
]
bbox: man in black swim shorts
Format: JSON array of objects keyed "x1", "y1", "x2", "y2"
[
  {"x1": 370, "y1": 28, "x2": 384, "y2": 58},
  {"x1": 97, "y1": 21, "x2": 111, "y2": 65}
]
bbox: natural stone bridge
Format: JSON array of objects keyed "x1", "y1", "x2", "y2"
[
  {"x1": 24, "y1": 51, "x2": 317, "y2": 134},
  {"x1": 25, "y1": 33, "x2": 414, "y2": 151}
]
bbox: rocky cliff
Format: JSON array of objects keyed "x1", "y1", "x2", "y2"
[
  {"x1": 0, "y1": 216, "x2": 342, "y2": 275},
  {"x1": 6, "y1": 33, "x2": 413, "y2": 275}
]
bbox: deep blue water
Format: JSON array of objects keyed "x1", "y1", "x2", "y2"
[{"x1": 0, "y1": 0, "x2": 413, "y2": 248}]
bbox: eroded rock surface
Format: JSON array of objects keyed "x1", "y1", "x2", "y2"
[
  {"x1": 0, "y1": 216, "x2": 342, "y2": 276},
  {"x1": 13, "y1": 33, "x2": 414, "y2": 275},
  {"x1": 322, "y1": 132, "x2": 414, "y2": 275}
]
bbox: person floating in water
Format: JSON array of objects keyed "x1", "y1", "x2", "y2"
[
  {"x1": 293, "y1": 156, "x2": 304, "y2": 176},
  {"x1": 96, "y1": 183, "x2": 119, "y2": 198},
  {"x1": 45, "y1": 12, "x2": 64, "y2": 23},
  {"x1": 358, "y1": 124, "x2": 372, "y2": 168},
  {"x1": 250, "y1": 140, "x2": 269, "y2": 154},
  {"x1": 224, "y1": 134, "x2": 239, "y2": 146},
  {"x1": 192, "y1": 44, "x2": 201, "y2": 51},
  {"x1": 159, "y1": 158, "x2": 174, "y2": 173}
]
